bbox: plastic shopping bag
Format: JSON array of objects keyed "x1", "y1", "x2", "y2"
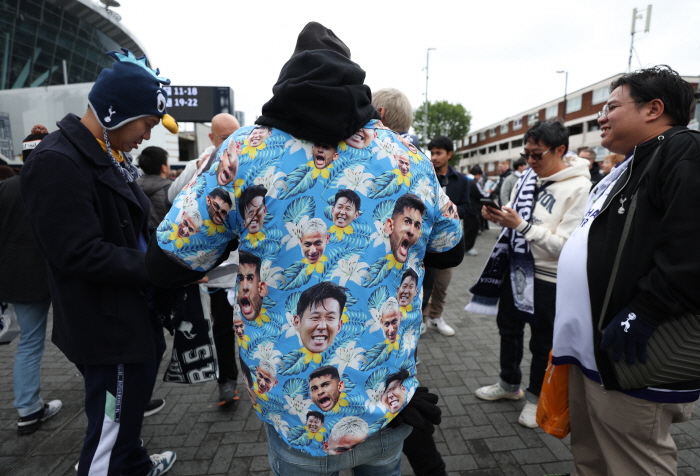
[
  {"x1": 536, "y1": 350, "x2": 570, "y2": 438},
  {"x1": 0, "y1": 303, "x2": 21, "y2": 345}
]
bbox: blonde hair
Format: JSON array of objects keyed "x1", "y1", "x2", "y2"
[{"x1": 372, "y1": 88, "x2": 413, "y2": 133}]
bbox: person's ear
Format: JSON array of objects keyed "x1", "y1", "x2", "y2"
[
  {"x1": 377, "y1": 106, "x2": 386, "y2": 121},
  {"x1": 554, "y1": 145, "x2": 566, "y2": 158},
  {"x1": 326, "y1": 233, "x2": 330, "y2": 244},
  {"x1": 259, "y1": 281, "x2": 268, "y2": 297},
  {"x1": 339, "y1": 380, "x2": 345, "y2": 392},
  {"x1": 446, "y1": 150, "x2": 453, "y2": 161},
  {"x1": 161, "y1": 163, "x2": 168, "y2": 175},
  {"x1": 645, "y1": 98, "x2": 665, "y2": 123},
  {"x1": 384, "y1": 218, "x2": 394, "y2": 235},
  {"x1": 293, "y1": 314, "x2": 300, "y2": 330}
]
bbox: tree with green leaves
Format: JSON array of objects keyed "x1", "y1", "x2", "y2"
[{"x1": 413, "y1": 100, "x2": 471, "y2": 150}]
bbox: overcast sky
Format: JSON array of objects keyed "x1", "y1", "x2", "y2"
[{"x1": 116, "y1": 0, "x2": 699, "y2": 134}]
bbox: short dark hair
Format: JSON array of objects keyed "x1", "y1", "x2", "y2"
[
  {"x1": 524, "y1": 120, "x2": 569, "y2": 155},
  {"x1": 513, "y1": 158, "x2": 527, "y2": 169},
  {"x1": 297, "y1": 282, "x2": 347, "y2": 318},
  {"x1": 314, "y1": 142, "x2": 338, "y2": 153},
  {"x1": 209, "y1": 187, "x2": 232, "y2": 207},
  {"x1": 239, "y1": 251, "x2": 262, "y2": 276},
  {"x1": 610, "y1": 65, "x2": 694, "y2": 127},
  {"x1": 427, "y1": 136, "x2": 453, "y2": 153},
  {"x1": 309, "y1": 365, "x2": 340, "y2": 382},
  {"x1": 392, "y1": 193, "x2": 426, "y2": 218},
  {"x1": 239, "y1": 185, "x2": 267, "y2": 220},
  {"x1": 400, "y1": 268, "x2": 418, "y2": 287},
  {"x1": 253, "y1": 125, "x2": 272, "y2": 134},
  {"x1": 138, "y1": 146, "x2": 169, "y2": 175},
  {"x1": 307, "y1": 411, "x2": 324, "y2": 423},
  {"x1": 469, "y1": 165, "x2": 483, "y2": 176},
  {"x1": 334, "y1": 189, "x2": 361, "y2": 210},
  {"x1": 385, "y1": 369, "x2": 409, "y2": 389}
]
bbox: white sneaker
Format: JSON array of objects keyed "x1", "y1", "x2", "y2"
[
  {"x1": 427, "y1": 316, "x2": 455, "y2": 336},
  {"x1": 420, "y1": 322, "x2": 427, "y2": 335},
  {"x1": 466, "y1": 248, "x2": 478, "y2": 256},
  {"x1": 474, "y1": 382, "x2": 524, "y2": 401},
  {"x1": 147, "y1": 450, "x2": 177, "y2": 475},
  {"x1": 519, "y1": 402, "x2": 538, "y2": 428}
]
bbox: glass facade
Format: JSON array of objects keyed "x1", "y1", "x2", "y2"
[{"x1": 1, "y1": 0, "x2": 135, "y2": 90}]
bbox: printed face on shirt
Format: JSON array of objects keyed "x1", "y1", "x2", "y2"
[
  {"x1": 247, "y1": 127, "x2": 271, "y2": 148},
  {"x1": 332, "y1": 197, "x2": 359, "y2": 228},
  {"x1": 311, "y1": 143, "x2": 338, "y2": 169},
  {"x1": 233, "y1": 317, "x2": 245, "y2": 339},
  {"x1": 307, "y1": 415, "x2": 323, "y2": 433},
  {"x1": 177, "y1": 211, "x2": 199, "y2": 238},
  {"x1": 397, "y1": 154, "x2": 411, "y2": 177},
  {"x1": 294, "y1": 298, "x2": 342, "y2": 353},
  {"x1": 397, "y1": 276, "x2": 417, "y2": 307},
  {"x1": 344, "y1": 128, "x2": 376, "y2": 149},
  {"x1": 384, "y1": 207, "x2": 422, "y2": 263},
  {"x1": 397, "y1": 134, "x2": 418, "y2": 153},
  {"x1": 300, "y1": 230, "x2": 329, "y2": 264},
  {"x1": 244, "y1": 195, "x2": 266, "y2": 234},
  {"x1": 381, "y1": 379, "x2": 407, "y2": 414},
  {"x1": 217, "y1": 140, "x2": 240, "y2": 185},
  {"x1": 255, "y1": 366, "x2": 277, "y2": 394},
  {"x1": 237, "y1": 263, "x2": 268, "y2": 321},
  {"x1": 381, "y1": 308, "x2": 401, "y2": 343},
  {"x1": 206, "y1": 195, "x2": 231, "y2": 226},
  {"x1": 242, "y1": 372, "x2": 257, "y2": 405},
  {"x1": 309, "y1": 372, "x2": 345, "y2": 412}
]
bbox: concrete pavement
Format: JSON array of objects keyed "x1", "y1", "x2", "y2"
[{"x1": 2, "y1": 227, "x2": 700, "y2": 475}]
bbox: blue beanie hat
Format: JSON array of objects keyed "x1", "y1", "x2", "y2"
[{"x1": 88, "y1": 48, "x2": 178, "y2": 134}]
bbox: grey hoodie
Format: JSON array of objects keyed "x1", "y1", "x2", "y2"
[{"x1": 136, "y1": 174, "x2": 172, "y2": 227}]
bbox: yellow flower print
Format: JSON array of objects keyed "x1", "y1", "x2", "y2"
[
  {"x1": 384, "y1": 339, "x2": 400, "y2": 353},
  {"x1": 203, "y1": 219, "x2": 226, "y2": 236},
  {"x1": 383, "y1": 411, "x2": 398, "y2": 423},
  {"x1": 254, "y1": 308, "x2": 270, "y2": 327},
  {"x1": 246, "y1": 231, "x2": 266, "y2": 248},
  {"x1": 338, "y1": 141, "x2": 348, "y2": 152},
  {"x1": 385, "y1": 254, "x2": 403, "y2": 271},
  {"x1": 400, "y1": 304, "x2": 413, "y2": 319},
  {"x1": 302, "y1": 255, "x2": 327, "y2": 275},
  {"x1": 253, "y1": 403, "x2": 262, "y2": 413},
  {"x1": 241, "y1": 138, "x2": 267, "y2": 159},
  {"x1": 253, "y1": 381, "x2": 270, "y2": 401},
  {"x1": 407, "y1": 149, "x2": 422, "y2": 163},
  {"x1": 233, "y1": 178, "x2": 245, "y2": 198},
  {"x1": 331, "y1": 393, "x2": 349, "y2": 413},
  {"x1": 304, "y1": 426, "x2": 327, "y2": 441},
  {"x1": 341, "y1": 306, "x2": 349, "y2": 324},
  {"x1": 237, "y1": 334, "x2": 250, "y2": 350},
  {"x1": 307, "y1": 161, "x2": 333, "y2": 180},
  {"x1": 328, "y1": 224, "x2": 353, "y2": 241},
  {"x1": 169, "y1": 224, "x2": 190, "y2": 249},
  {"x1": 393, "y1": 169, "x2": 412, "y2": 187},
  {"x1": 300, "y1": 347, "x2": 322, "y2": 365}
]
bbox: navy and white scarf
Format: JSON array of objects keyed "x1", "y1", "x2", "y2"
[{"x1": 465, "y1": 168, "x2": 539, "y2": 320}]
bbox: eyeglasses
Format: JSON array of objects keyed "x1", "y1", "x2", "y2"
[
  {"x1": 211, "y1": 133, "x2": 230, "y2": 142},
  {"x1": 598, "y1": 101, "x2": 643, "y2": 119},
  {"x1": 520, "y1": 149, "x2": 551, "y2": 161}
]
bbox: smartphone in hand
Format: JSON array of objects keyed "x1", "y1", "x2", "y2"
[{"x1": 480, "y1": 198, "x2": 502, "y2": 211}]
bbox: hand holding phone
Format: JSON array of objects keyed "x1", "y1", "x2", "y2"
[{"x1": 480, "y1": 198, "x2": 502, "y2": 211}]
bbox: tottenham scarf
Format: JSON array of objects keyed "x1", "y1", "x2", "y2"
[{"x1": 465, "y1": 168, "x2": 539, "y2": 321}]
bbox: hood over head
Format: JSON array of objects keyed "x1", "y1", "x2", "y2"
[{"x1": 256, "y1": 22, "x2": 380, "y2": 145}]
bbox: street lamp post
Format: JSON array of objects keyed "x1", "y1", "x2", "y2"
[
  {"x1": 556, "y1": 70, "x2": 568, "y2": 122},
  {"x1": 423, "y1": 48, "x2": 436, "y2": 145}
]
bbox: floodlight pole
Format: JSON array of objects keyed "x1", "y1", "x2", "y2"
[
  {"x1": 557, "y1": 71, "x2": 568, "y2": 122},
  {"x1": 629, "y1": 5, "x2": 652, "y2": 73},
  {"x1": 423, "y1": 48, "x2": 436, "y2": 146}
]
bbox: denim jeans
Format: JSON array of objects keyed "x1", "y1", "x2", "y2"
[
  {"x1": 12, "y1": 299, "x2": 52, "y2": 417},
  {"x1": 265, "y1": 422, "x2": 412, "y2": 476},
  {"x1": 497, "y1": 277, "x2": 556, "y2": 403}
]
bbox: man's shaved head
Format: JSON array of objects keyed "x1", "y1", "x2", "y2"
[{"x1": 210, "y1": 113, "x2": 240, "y2": 146}]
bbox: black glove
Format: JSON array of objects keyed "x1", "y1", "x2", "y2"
[
  {"x1": 388, "y1": 387, "x2": 441, "y2": 434},
  {"x1": 601, "y1": 306, "x2": 657, "y2": 365}
]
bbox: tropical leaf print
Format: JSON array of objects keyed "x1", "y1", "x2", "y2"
[
  {"x1": 283, "y1": 378, "x2": 309, "y2": 399},
  {"x1": 362, "y1": 257, "x2": 394, "y2": 287},
  {"x1": 277, "y1": 164, "x2": 315, "y2": 199},
  {"x1": 283, "y1": 196, "x2": 316, "y2": 224},
  {"x1": 279, "y1": 350, "x2": 312, "y2": 376},
  {"x1": 365, "y1": 368, "x2": 390, "y2": 391},
  {"x1": 279, "y1": 261, "x2": 312, "y2": 291},
  {"x1": 368, "y1": 170, "x2": 401, "y2": 199},
  {"x1": 361, "y1": 342, "x2": 394, "y2": 371},
  {"x1": 288, "y1": 426, "x2": 311, "y2": 446},
  {"x1": 326, "y1": 394, "x2": 366, "y2": 418},
  {"x1": 372, "y1": 200, "x2": 396, "y2": 224},
  {"x1": 367, "y1": 286, "x2": 390, "y2": 311}
]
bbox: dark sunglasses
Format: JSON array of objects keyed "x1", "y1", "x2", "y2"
[{"x1": 520, "y1": 149, "x2": 551, "y2": 161}]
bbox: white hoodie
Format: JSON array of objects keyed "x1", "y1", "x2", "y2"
[{"x1": 509, "y1": 156, "x2": 590, "y2": 283}]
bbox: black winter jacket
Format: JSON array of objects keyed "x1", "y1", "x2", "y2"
[
  {"x1": 587, "y1": 126, "x2": 700, "y2": 390},
  {"x1": 443, "y1": 166, "x2": 471, "y2": 220},
  {"x1": 20, "y1": 114, "x2": 155, "y2": 365}
]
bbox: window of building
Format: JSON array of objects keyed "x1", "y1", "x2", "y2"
[
  {"x1": 479, "y1": 131, "x2": 486, "y2": 141},
  {"x1": 479, "y1": 148, "x2": 486, "y2": 155},
  {"x1": 471, "y1": 150, "x2": 478, "y2": 157},
  {"x1": 568, "y1": 123, "x2": 583, "y2": 135},
  {"x1": 592, "y1": 86, "x2": 609, "y2": 105},
  {"x1": 546, "y1": 105, "x2": 558, "y2": 119},
  {"x1": 511, "y1": 138, "x2": 523, "y2": 149},
  {"x1": 471, "y1": 135, "x2": 477, "y2": 144},
  {"x1": 513, "y1": 118, "x2": 522, "y2": 130},
  {"x1": 588, "y1": 120, "x2": 600, "y2": 132},
  {"x1": 500, "y1": 124, "x2": 509, "y2": 134},
  {"x1": 499, "y1": 142, "x2": 509, "y2": 151},
  {"x1": 566, "y1": 96, "x2": 582, "y2": 114},
  {"x1": 488, "y1": 145, "x2": 497, "y2": 153},
  {"x1": 528, "y1": 113, "x2": 539, "y2": 125},
  {"x1": 489, "y1": 128, "x2": 497, "y2": 137}
]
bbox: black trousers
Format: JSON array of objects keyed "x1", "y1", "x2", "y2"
[
  {"x1": 210, "y1": 288, "x2": 238, "y2": 383},
  {"x1": 463, "y1": 213, "x2": 480, "y2": 251},
  {"x1": 76, "y1": 318, "x2": 166, "y2": 476},
  {"x1": 402, "y1": 428, "x2": 447, "y2": 476},
  {"x1": 497, "y1": 276, "x2": 556, "y2": 398}
]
